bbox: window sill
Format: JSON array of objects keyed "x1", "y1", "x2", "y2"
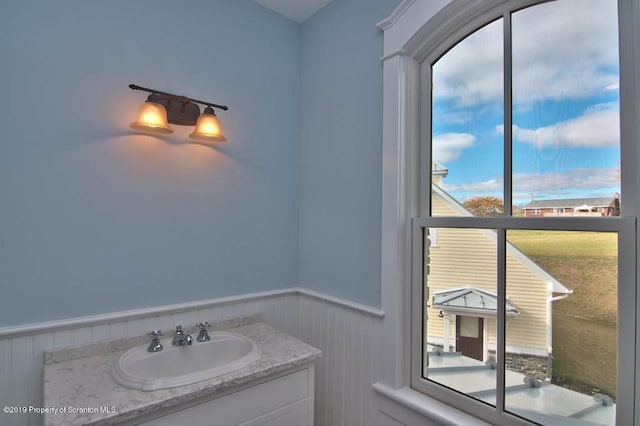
[{"x1": 373, "y1": 382, "x2": 490, "y2": 426}]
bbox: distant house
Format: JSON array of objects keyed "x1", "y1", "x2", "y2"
[
  {"x1": 426, "y1": 167, "x2": 572, "y2": 379},
  {"x1": 522, "y1": 196, "x2": 620, "y2": 217}
]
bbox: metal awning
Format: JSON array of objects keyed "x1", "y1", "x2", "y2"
[{"x1": 432, "y1": 287, "x2": 520, "y2": 316}]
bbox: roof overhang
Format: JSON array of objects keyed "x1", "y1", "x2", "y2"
[{"x1": 432, "y1": 287, "x2": 520, "y2": 316}]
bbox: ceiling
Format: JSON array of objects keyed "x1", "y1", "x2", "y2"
[{"x1": 252, "y1": 0, "x2": 333, "y2": 23}]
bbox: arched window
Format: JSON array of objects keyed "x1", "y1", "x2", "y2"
[{"x1": 379, "y1": 0, "x2": 639, "y2": 425}]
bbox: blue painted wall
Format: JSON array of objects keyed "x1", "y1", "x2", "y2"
[
  {"x1": 1, "y1": 0, "x2": 400, "y2": 326},
  {"x1": 298, "y1": 0, "x2": 399, "y2": 307},
  {"x1": 0, "y1": 0, "x2": 301, "y2": 326}
]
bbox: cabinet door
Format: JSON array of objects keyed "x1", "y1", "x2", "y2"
[
  {"x1": 261, "y1": 403, "x2": 308, "y2": 426},
  {"x1": 240, "y1": 399, "x2": 309, "y2": 426},
  {"x1": 137, "y1": 369, "x2": 309, "y2": 426}
]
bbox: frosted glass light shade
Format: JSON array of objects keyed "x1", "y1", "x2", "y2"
[
  {"x1": 189, "y1": 109, "x2": 227, "y2": 142},
  {"x1": 130, "y1": 101, "x2": 174, "y2": 134}
]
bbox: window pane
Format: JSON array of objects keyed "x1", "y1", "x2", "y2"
[
  {"x1": 424, "y1": 227, "x2": 497, "y2": 406},
  {"x1": 504, "y1": 230, "x2": 617, "y2": 425},
  {"x1": 431, "y1": 19, "x2": 504, "y2": 216},
  {"x1": 511, "y1": 0, "x2": 620, "y2": 217}
]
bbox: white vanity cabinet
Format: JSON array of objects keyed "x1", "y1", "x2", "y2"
[
  {"x1": 131, "y1": 365, "x2": 315, "y2": 426},
  {"x1": 44, "y1": 322, "x2": 321, "y2": 426}
]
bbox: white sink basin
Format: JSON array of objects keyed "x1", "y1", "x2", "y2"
[{"x1": 111, "y1": 331, "x2": 261, "y2": 391}]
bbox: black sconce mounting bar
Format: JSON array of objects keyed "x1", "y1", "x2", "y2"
[{"x1": 129, "y1": 84, "x2": 229, "y2": 111}]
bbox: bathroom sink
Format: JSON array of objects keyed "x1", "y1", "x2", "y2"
[{"x1": 111, "y1": 331, "x2": 261, "y2": 391}]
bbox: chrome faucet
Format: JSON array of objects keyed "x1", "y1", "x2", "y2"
[
  {"x1": 196, "y1": 321, "x2": 212, "y2": 342},
  {"x1": 147, "y1": 330, "x2": 164, "y2": 352},
  {"x1": 172, "y1": 325, "x2": 193, "y2": 346}
]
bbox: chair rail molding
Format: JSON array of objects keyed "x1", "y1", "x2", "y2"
[{"x1": 0, "y1": 288, "x2": 384, "y2": 339}]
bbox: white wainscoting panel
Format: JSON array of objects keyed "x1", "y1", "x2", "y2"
[
  {"x1": 0, "y1": 290, "x2": 385, "y2": 426},
  {"x1": 0, "y1": 293, "x2": 298, "y2": 426},
  {"x1": 296, "y1": 294, "x2": 384, "y2": 426}
]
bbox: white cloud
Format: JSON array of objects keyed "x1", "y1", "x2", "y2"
[
  {"x1": 432, "y1": 19, "x2": 503, "y2": 107},
  {"x1": 503, "y1": 104, "x2": 619, "y2": 148},
  {"x1": 436, "y1": 110, "x2": 476, "y2": 125},
  {"x1": 512, "y1": 168, "x2": 620, "y2": 203},
  {"x1": 442, "y1": 167, "x2": 620, "y2": 203},
  {"x1": 432, "y1": 133, "x2": 475, "y2": 163},
  {"x1": 432, "y1": 0, "x2": 619, "y2": 108},
  {"x1": 443, "y1": 179, "x2": 502, "y2": 194},
  {"x1": 513, "y1": 167, "x2": 619, "y2": 193}
]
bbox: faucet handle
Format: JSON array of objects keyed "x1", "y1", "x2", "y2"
[
  {"x1": 197, "y1": 321, "x2": 211, "y2": 330},
  {"x1": 147, "y1": 330, "x2": 164, "y2": 339},
  {"x1": 147, "y1": 330, "x2": 164, "y2": 353},
  {"x1": 196, "y1": 322, "x2": 211, "y2": 342}
]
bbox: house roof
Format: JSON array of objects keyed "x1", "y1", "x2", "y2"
[
  {"x1": 524, "y1": 197, "x2": 615, "y2": 209},
  {"x1": 432, "y1": 287, "x2": 520, "y2": 316},
  {"x1": 432, "y1": 184, "x2": 572, "y2": 294}
]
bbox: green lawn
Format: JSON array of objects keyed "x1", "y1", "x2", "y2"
[{"x1": 508, "y1": 230, "x2": 618, "y2": 397}]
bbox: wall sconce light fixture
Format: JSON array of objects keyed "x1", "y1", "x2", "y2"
[{"x1": 129, "y1": 84, "x2": 228, "y2": 142}]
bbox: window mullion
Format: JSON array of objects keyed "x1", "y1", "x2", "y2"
[
  {"x1": 503, "y1": 11, "x2": 513, "y2": 216},
  {"x1": 498, "y1": 10, "x2": 512, "y2": 414},
  {"x1": 497, "y1": 228, "x2": 507, "y2": 414},
  {"x1": 420, "y1": 64, "x2": 433, "y2": 217}
]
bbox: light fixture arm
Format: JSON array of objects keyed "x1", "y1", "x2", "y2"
[{"x1": 128, "y1": 84, "x2": 229, "y2": 111}]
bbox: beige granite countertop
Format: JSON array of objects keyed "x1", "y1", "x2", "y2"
[{"x1": 43, "y1": 321, "x2": 321, "y2": 425}]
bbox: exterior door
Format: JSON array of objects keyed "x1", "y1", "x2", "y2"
[{"x1": 456, "y1": 316, "x2": 484, "y2": 361}]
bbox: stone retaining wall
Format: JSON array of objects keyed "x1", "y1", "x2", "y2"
[{"x1": 488, "y1": 351, "x2": 550, "y2": 380}]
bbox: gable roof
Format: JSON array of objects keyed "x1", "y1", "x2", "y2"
[
  {"x1": 433, "y1": 287, "x2": 520, "y2": 316},
  {"x1": 432, "y1": 184, "x2": 572, "y2": 294},
  {"x1": 524, "y1": 197, "x2": 615, "y2": 209}
]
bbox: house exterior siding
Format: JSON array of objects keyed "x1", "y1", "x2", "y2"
[{"x1": 427, "y1": 192, "x2": 551, "y2": 362}]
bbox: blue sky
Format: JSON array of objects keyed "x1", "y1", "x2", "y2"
[{"x1": 431, "y1": 0, "x2": 620, "y2": 206}]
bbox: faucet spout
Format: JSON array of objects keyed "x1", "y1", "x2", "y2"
[{"x1": 172, "y1": 325, "x2": 193, "y2": 346}]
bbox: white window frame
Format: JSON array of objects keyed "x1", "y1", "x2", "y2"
[
  {"x1": 375, "y1": 0, "x2": 640, "y2": 425},
  {"x1": 412, "y1": 220, "x2": 634, "y2": 426}
]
